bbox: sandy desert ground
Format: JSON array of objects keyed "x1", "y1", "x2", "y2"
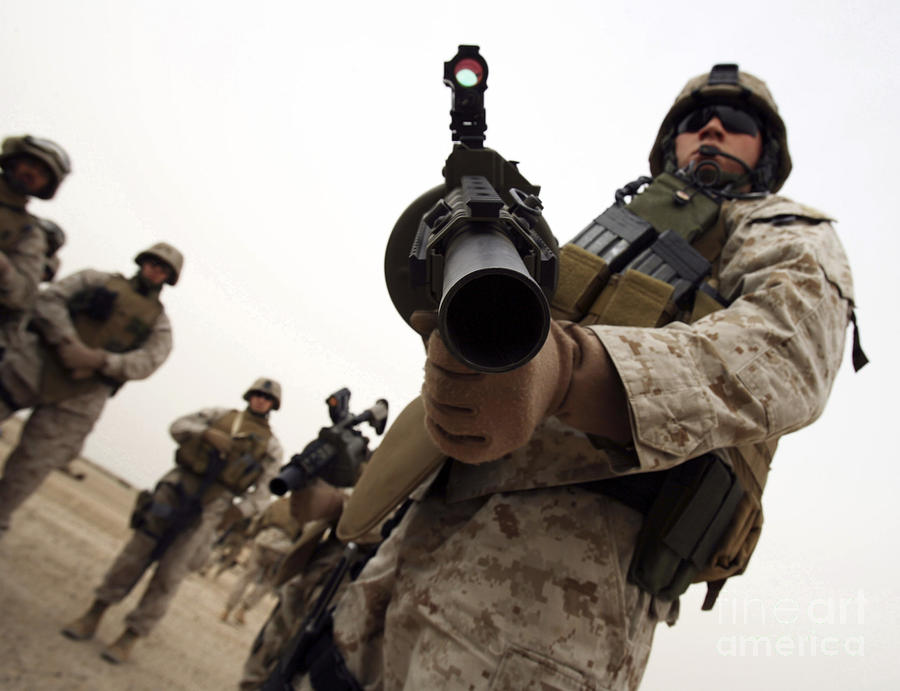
[{"x1": 0, "y1": 417, "x2": 275, "y2": 691}]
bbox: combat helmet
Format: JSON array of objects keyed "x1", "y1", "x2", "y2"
[
  {"x1": 0, "y1": 135, "x2": 72, "y2": 199},
  {"x1": 649, "y1": 64, "x2": 792, "y2": 193},
  {"x1": 244, "y1": 378, "x2": 282, "y2": 410},
  {"x1": 134, "y1": 242, "x2": 184, "y2": 286}
]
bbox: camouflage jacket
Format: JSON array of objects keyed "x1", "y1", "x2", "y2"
[
  {"x1": 30, "y1": 268, "x2": 173, "y2": 383},
  {"x1": 0, "y1": 177, "x2": 46, "y2": 337},
  {"x1": 447, "y1": 194, "x2": 853, "y2": 498}
]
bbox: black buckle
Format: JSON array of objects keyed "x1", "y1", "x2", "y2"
[{"x1": 708, "y1": 64, "x2": 740, "y2": 86}]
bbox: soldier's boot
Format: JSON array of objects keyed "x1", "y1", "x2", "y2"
[
  {"x1": 234, "y1": 605, "x2": 247, "y2": 625},
  {"x1": 61, "y1": 600, "x2": 108, "y2": 640},
  {"x1": 101, "y1": 628, "x2": 140, "y2": 664}
]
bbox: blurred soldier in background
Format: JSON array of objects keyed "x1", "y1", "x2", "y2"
[
  {"x1": 220, "y1": 495, "x2": 303, "y2": 625},
  {"x1": 199, "y1": 503, "x2": 253, "y2": 578},
  {"x1": 239, "y1": 480, "x2": 348, "y2": 690},
  {"x1": 62, "y1": 378, "x2": 285, "y2": 664},
  {"x1": 0, "y1": 135, "x2": 70, "y2": 368},
  {"x1": 0, "y1": 242, "x2": 181, "y2": 536},
  {"x1": 29, "y1": 216, "x2": 87, "y2": 482}
]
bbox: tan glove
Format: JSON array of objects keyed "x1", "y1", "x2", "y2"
[
  {"x1": 202, "y1": 428, "x2": 234, "y2": 455},
  {"x1": 57, "y1": 339, "x2": 108, "y2": 372},
  {"x1": 289, "y1": 479, "x2": 346, "y2": 526},
  {"x1": 419, "y1": 316, "x2": 632, "y2": 464}
]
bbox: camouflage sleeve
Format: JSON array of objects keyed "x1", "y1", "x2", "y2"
[
  {"x1": 30, "y1": 269, "x2": 111, "y2": 345},
  {"x1": 236, "y1": 435, "x2": 285, "y2": 518},
  {"x1": 168, "y1": 407, "x2": 232, "y2": 443},
  {"x1": 0, "y1": 224, "x2": 46, "y2": 311},
  {"x1": 590, "y1": 196, "x2": 854, "y2": 471},
  {"x1": 99, "y1": 310, "x2": 173, "y2": 382}
]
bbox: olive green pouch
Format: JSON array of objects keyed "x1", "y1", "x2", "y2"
[
  {"x1": 625, "y1": 172, "x2": 720, "y2": 243},
  {"x1": 628, "y1": 453, "x2": 744, "y2": 601}
]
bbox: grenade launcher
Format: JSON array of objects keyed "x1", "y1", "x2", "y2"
[{"x1": 384, "y1": 45, "x2": 558, "y2": 373}]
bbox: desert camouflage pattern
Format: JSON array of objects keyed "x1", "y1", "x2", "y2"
[
  {"x1": 294, "y1": 488, "x2": 672, "y2": 691},
  {"x1": 239, "y1": 535, "x2": 348, "y2": 690},
  {"x1": 31, "y1": 269, "x2": 173, "y2": 383},
  {"x1": 0, "y1": 269, "x2": 173, "y2": 534},
  {"x1": 289, "y1": 192, "x2": 854, "y2": 689},
  {"x1": 94, "y1": 489, "x2": 223, "y2": 636},
  {"x1": 225, "y1": 536, "x2": 288, "y2": 614},
  {"x1": 595, "y1": 195, "x2": 852, "y2": 472},
  {"x1": 444, "y1": 195, "x2": 853, "y2": 498},
  {"x1": 225, "y1": 498, "x2": 302, "y2": 614},
  {"x1": 0, "y1": 386, "x2": 109, "y2": 533},
  {"x1": 92, "y1": 408, "x2": 283, "y2": 636},
  {"x1": 0, "y1": 176, "x2": 46, "y2": 347},
  {"x1": 0, "y1": 268, "x2": 173, "y2": 408}
]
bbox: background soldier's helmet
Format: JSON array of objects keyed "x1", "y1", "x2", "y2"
[
  {"x1": 36, "y1": 218, "x2": 66, "y2": 281},
  {"x1": 0, "y1": 135, "x2": 72, "y2": 199},
  {"x1": 244, "y1": 378, "x2": 282, "y2": 411},
  {"x1": 134, "y1": 242, "x2": 184, "y2": 286},
  {"x1": 649, "y1": 64, "x2": 792, "y2": 193}
]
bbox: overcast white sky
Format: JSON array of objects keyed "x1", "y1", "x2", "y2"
[{"x1": 3, "y1": 0, "x2": 898, "y2": 688}]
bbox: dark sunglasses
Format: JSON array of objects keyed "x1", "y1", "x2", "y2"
[{"x1": 676, "y1": 105, "x2": 761, "y2": 137}]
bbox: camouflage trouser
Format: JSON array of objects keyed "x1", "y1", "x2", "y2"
[
  {"x1": 95, "y1": 510, "x2": 217, "y2": 637},
  {"x1": 226, "y1": 543, "x2": 284, "y2": 613},
  {"x1": 239, "y1": 538, "x2": 346, "y2": 690},
  {"x1": 295, "y1": 486, "x2": 676, "y2": 691},
  {"x1": 0, "y1": 386, "x2": 108, "y2": 533}
]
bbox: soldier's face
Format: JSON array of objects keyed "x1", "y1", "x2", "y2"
[
  {"x1": 674, "y1": 116, "x2": 763, "y2": 175},
  {"x1": 248, "y1": 394, "x2": 274, "y2": 414},
  {"x1": 139, "y1": 258, "x2": 172, "y2": 287},
  {"x1": 9, "y1": 157, "x2": 52, "y2": 196}
]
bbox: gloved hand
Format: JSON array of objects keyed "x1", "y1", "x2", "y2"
[
  {"x1": 202, "y1": 428, "x2": 234, "y2": 455},
  {"x1": 416, "y1": 314, "x2": 632, "y2": 464},
  {"x1": 57, "y1": 339, "x2": 108, "y2": 372}
]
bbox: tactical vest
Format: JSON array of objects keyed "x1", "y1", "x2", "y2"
[
  {"x1": 0, "y1": 179, "x2": 39, "y2": 324},
  {"x1": 39, "y1": 274, "x2": 163, "y2": 403},
  {"x1": 342, "y1": 172, "x2": 784, "y2": 608},
  {"x1": 175, "y1": 409, "x2": 273, "y2": 497}
]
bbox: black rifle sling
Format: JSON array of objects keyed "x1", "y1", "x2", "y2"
[{"x1": 149, "y1": 450, "x2": 227, "y2": 562}]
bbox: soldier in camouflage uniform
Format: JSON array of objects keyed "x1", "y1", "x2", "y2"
[
  {"x1": 0, "y1": 135, "x2": 70, "y2": 398},
  {"x1": 285, "y1": 64, "x2": 861, "y2": 690},
  {"x1": 62, "y1": 378, "x2": 285, "y2": 664},
  {"x1": 221, "y1": 496, "x2": 304, "y2": 625},
  {"x1": 240, "y1": 480, "x2": 349, "y2": 690},
  {"x1": 0, "y1": 242, "x2": 182, "y2": 537}
]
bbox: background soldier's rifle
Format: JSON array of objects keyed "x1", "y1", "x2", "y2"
[{"x1": 269, "y1": 388, "x2": 388, "y2": 496}]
